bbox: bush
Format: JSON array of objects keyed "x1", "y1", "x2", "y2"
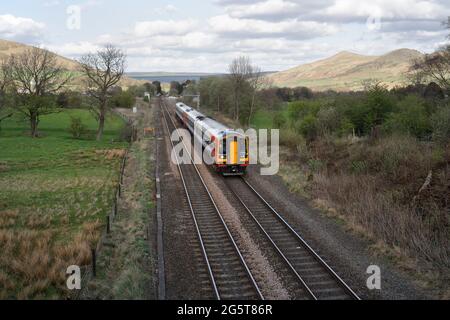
[
  {"x1": 340, "y1": 84, "x2": 395, "y2": 136},
  {"x1": 364, "y1": 84, "x2": 395, "y2": 129},
  {"x1": 111, "y1": 91, "x2": 135, "y2": 109},
  {"x1": 273, "y1": 112, "x2": 286, "y2": 128},
  {"x1": 365, "y1": 134, "x2": 431, "y2": 183},
  {"x1": 295, "y1": 113, "x2": 317, "y2": 140},
  {"x1": 316, "y1": 107, "x2": 341, "y2": 136},
  {"x1": 338, "y1": 117, "x2": 354, "y2": 137},
  {"x1": 383, "y1": 95, "x2": 431, "y2": 139},
  {"x1": 280, "y1": 128, "x2": 302, "y2": 149},
  {"x1": 431, "y1": 105, "x2": 450, "y2": 144},
  {"x1": 307, "y1": 159, "x2": 324, "y2": 173},
  {"x1": 69, "y1": 117, "x2": 86, "y2": 139}
]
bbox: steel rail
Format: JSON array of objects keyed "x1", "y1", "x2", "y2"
[{"x1": 160, "y1": 99, "x2": 264, "y2": 300}]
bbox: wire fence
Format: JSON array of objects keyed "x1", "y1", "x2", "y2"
[{"x1": 71, "y1": 112, "x2": 135, "y2": 300}]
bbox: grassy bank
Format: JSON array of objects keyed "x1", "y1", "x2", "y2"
[
  {"x1": 251, "y1": 99, "x2": 449, "y2": 297},
  {"x1": 0, "y1": 110, "x2": 127, "y2": 299},
  {"x1": 80, "y1": 100, "x2": 156, "y2": 300}
]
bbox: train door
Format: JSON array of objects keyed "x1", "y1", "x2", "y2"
[{"x1": 229, "y1": 136, "x2": 238, "y2": 165}]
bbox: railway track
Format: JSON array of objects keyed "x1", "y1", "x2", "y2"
[
  {"x1": 160, "y1": 99, "x2": 264, "y2": 300},
  {"x1": 224, "y1": 177, "x2": 361, "y2": 300}
]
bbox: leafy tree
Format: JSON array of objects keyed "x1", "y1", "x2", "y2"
[
  {"x1": 287, "y1": 100, "x2": 320, "y2": 126},
  {"x1": 111, "y1": 90, "x2": 135, "y2": 108},
  {"x1": 143, "y1": 82, "x2": 156, "y2": 97},
  {"x1": 383, "y1": 95, "x2": 431, "y2": 139},
  {"x1": 152, "y1": 81, "x2": 162, "y2": 95},
  {"x1": 127, "y1": 85, "x2": 147, "y2": 97},
  {"x1": 170, "y1": 81, "x2": 183, "y2": 95},
  {"x1": 363, "y1": 83, "x2": 395, "y2": 134}
]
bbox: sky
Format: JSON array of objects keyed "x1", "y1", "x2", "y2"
[{"x1": 0, "y1": 0, "x2": 449, "y2": 72}]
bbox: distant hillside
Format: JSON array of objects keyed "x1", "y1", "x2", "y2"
[
  {"x1": 0, "y1": 39, "x2": 143, "y2": 89},
  {"x1": 127, "y1": 72, "x2": 225, "y2": 83},
  {"x1": 268, "y1": 49, "x2": 424, "y2": 92}
]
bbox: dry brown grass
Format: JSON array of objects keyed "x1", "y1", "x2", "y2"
[
  {"x1": 0, "y1": 226, "x2": 95, "y2": 299},
  {"x1": 278, "y1": 133, "x2": 449, "y2": 297},
  {"x1": 95, "y1": 149, "x2": 126, "y2": 160},
  {"x1": 311, "y1": 173, "x2": 449, "y2": 269}
]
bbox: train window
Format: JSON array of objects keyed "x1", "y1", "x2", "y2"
[
  {"x1": 221, "y1": 137, "x2": 227, "y2": 156},
  {"x1": 246, "y1": 137, "x2": 249, "y2": 158}
]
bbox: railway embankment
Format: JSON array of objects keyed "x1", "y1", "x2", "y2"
[{"x1": 80, "y1": 99, "x2": 157, "y2": 299}]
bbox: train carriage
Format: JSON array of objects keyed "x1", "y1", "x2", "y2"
[{"x1": 175, "y1": 102, "x2": 249, "y2": 175}]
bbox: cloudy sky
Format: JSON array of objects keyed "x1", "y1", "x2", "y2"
[{"x1": 1, "y1": 0, "x2": 449, "y2": 72}]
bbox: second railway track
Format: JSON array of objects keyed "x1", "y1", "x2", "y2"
[
  {"x1": 160, "y1": 99, "x2": 263, "y2": 300},
  {"x1": 224, "y1": 176, "x2": 361, "y2": 300}
]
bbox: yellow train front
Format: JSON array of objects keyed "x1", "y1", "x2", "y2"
[{"x1": 176, "y1": 102, "x2": 249, "y2": 176}]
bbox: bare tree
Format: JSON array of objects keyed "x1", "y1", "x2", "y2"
[
  {"x1": 410, "y1": 17, "x2": 450, "y2": 92},
  {"x1": 228, "y1": 56, "x2": 253, "y2": 121},
  {"x1": 411, "y1": 48, "x2": 450, "y2": 93},
  {"x1": 79, "y1": 45, "x2": 126, "y2": 141},
  {"x1": 248, "y1": 66, "x2": 273, "y2": 127},
  {"x1": 8, "y1": 48, "x2": 71, "y2": 137},
  {"x1": 0, "y1": 60, "x2": 14, "y2": 127}
]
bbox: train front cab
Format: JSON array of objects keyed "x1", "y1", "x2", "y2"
[{"x1": 214, "y1": 133, "x2": 249, "y2": 176}]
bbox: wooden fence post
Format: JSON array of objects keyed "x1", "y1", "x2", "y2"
[{"x1": 91, "y1": 249, "x2": 97, "y2": 278}]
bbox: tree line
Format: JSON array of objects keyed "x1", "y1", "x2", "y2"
[{"x1": 0, "y1": 45, "x2": 158, "y2": 141}]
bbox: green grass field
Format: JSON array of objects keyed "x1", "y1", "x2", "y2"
[
  {"x1": 0, "y1": 109, "x2": 127, "y2": 299},
  {"x1": 250, "y1": 108, "x2": 289, "y2": 130}
]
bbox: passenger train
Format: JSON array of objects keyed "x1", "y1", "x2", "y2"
[{"x1": 175, "y1": 102, "x2": 249, "y2": 175}]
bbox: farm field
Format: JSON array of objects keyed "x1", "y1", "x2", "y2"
[{"x1": 0, "y1": 110, "x2": 127, "y2": 299}]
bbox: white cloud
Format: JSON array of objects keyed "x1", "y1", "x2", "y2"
[
  {"x1": 226, "y1": 0, "x2": 301, "y2": 20},
  {"x1": 47, "y1": 41, "x2": 101, "y2": 56},
  {"x1": 323, "y1": 0, "x2": 449, "y2": 21},
  {"x1": 0, "y1": 14, "x2": 45, "y2": 42},
  {"x1": 43, "y1": 0, "x2": 60, "y2": 7},
  {"x1": 154, "y1": 4, "x2": 179, "y2": 15},
  {"x1": 35, "y1": 0, "x2": 450, "y2": 73},
  {"x1": 134, "y1": 19, "x2": 199, "y2": 37},
  {"x1": 209, "y1": 14, "x2": 337, "y2": 39}
]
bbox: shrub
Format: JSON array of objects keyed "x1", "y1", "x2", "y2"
[
  {"x1": 339, "y1": 117, "x2": 354, "y2": 137},
  {"x1": 273, "y1": 112, "x2": 286, "y2": 129},
  {"x1": 68, "y1": 117, "x2": 86, "y2": 139},
  {"x1": 287, "y1": 100, "x2": 321, "y2": 125},
  {"x1": 364, "y1": 84, "x2": 395, "y2": 129},
  {"x1": 307, "y1": 159, "x2": 324, "y2": 173},
  {"x1": 311, "y1": 173, "x2": 449, "y2": 269},
  {"x1": 316, "y1": 107, "x2": 341, "y2": 136},
  {"x1": 383, "y1": 95, "x2": 431, "y2": 139},
  {"x1": 350, "y1": 160, "x2": 368, "y2": 174},
  {"x1": 280, "y1": 128, "x2": 302, "y2": 149},
  {"x1": 366, "y1": 134, "x2": 431, "y2": 183},
  {"x1": 295, "y1": 113, "x2": 317, "y2": 140},
  {"x1": 431, "y1": 105, "x2": 450, "y2": 144},
  {"x1": 111, "y1": 91, "x2": 135, "y2": 109}
]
